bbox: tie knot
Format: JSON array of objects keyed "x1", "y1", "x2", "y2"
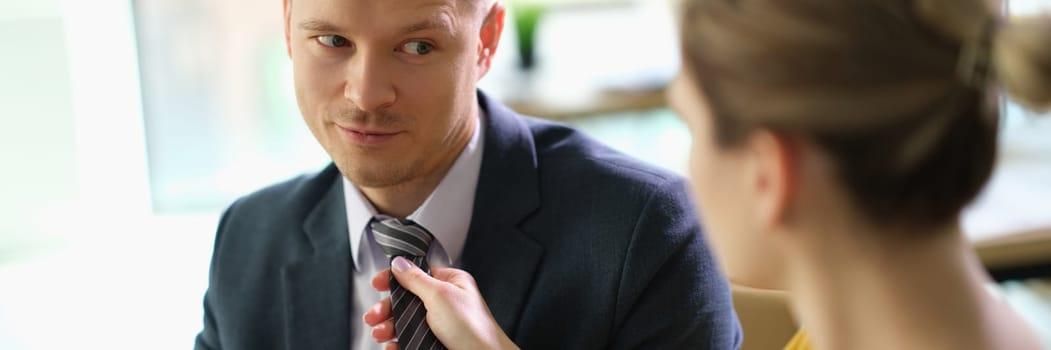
[{"x1": 370, "y1": 216, "x2": 434, "y2": 258}]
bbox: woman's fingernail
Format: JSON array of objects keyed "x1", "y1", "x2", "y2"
[{"x1": 392, "y1": 256, "x2": 412, "y2": 272}]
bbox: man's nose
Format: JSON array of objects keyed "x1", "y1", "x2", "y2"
[{"x1": 344, "y1": 53, "x2": 396, "y2": 112}]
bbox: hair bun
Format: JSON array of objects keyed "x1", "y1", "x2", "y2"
[{"x1": 993, "y1": 16, "x2": 1051, "y2": 112}]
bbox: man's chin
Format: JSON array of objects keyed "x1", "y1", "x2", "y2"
[{"x1": 336, "y1": 163, "x2": 409, "y2": 189}]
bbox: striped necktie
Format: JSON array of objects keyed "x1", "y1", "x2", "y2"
[{"x1": 370, "y1": 216, "x2": 446, "y2": 350}]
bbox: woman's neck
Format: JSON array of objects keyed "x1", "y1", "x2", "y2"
[{"x1": 783, "y1": 222, "x2": 1039, "y2": 350}]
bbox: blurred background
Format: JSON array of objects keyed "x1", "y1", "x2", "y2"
[{"x1": 1, "y1": 0, "x2": 1049, "y2": 349}]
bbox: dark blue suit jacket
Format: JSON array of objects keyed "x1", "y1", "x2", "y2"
[{"x1": 195, "y1": 91, "x2": 741, "y2": 349}]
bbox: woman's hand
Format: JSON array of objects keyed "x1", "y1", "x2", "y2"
[{"x1": 363, "y1": 257, "x2": 519, "y2": 350}]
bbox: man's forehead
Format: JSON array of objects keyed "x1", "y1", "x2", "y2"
[
  {"x1": 290, "y1": 0, "x2": 490, "y2": 32},
  {"x1": 289, "y1": 0, "x2": 489, "y2": 17}
]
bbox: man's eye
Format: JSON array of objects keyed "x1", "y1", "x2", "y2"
[
  {"x1": 401, "y1": 41, "x2": 434, "y2": 56},
  {"x1": 317, "y1": 35, "x2": 351, "y2": 48}
]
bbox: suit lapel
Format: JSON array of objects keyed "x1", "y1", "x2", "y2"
[
  {"x1": 283, "y1": 171, "x2": 353, "y2": 350},
  {"x1": 460, "y1": 91, "x2": 544, "y2": 337}
]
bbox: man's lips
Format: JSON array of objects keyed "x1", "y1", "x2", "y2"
[{"x1": 336, "y1": 125, "x2": 404, "y2": 146}]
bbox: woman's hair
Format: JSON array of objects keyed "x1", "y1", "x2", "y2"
[{"x1": 679, "y1": 0, "x2": 1051, "y2": 229}]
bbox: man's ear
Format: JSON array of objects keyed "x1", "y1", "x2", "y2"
[
  {"x1": 745, "y1": 130, "x2": 798, "y2": 230},
  {"x1": 476, "y1": 1, "x2": 506, "y2": 79},
  {"x1": 283, "y1": 0, "x2": 293, "y2": 58}
]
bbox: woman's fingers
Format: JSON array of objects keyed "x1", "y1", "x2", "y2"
[
  {"x1": 371, "y1": 319, "x2": 397, "y2": 343},
  {"x1": 371, "y1": 268, "x2": 392, "y2": 292},
  {"x1": 363, "y1": 297, "x2": 392, "y2": 327}
]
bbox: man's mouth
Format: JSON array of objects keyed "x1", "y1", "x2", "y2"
[{"x1": 336, "y1": 125, "x2": 404, "y2": 146}]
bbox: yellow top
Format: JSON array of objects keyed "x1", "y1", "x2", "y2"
[{"x1": 784, "y1": 328, "x2": 812, "y2": 350}]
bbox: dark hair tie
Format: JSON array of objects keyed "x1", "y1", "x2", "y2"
[{"x1": 957, "y1": 18, "x2": 998, "y2": 89}]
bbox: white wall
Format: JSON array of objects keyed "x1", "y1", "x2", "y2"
[
  {"x1": 0, "y1": 2, "x2": 216, "y2": 349},
  {"x1": 0, "y1": 0, "x2": 79, "y2": 262}
]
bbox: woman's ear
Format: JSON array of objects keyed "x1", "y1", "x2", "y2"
[{"x1": 744, "y1": 130, "x2": 799, "y2": 230}]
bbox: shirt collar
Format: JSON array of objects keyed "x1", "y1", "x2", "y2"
[{"x1": 344, "y1": 112, "x2": 485, "y2": 268}]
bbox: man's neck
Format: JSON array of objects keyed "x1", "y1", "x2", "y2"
[{"x1": 359, "y1": 172, "x2": 445, "y2": 219}]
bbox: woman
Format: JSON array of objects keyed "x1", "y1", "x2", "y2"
[{"x1": 364, "y1": 0, "x2": 1051, "y2": 348}]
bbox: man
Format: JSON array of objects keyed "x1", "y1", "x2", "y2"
[{"x1": 194, "y1": 0, "x2": 741, "y2": 349}]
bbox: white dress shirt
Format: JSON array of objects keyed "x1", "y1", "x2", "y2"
[{"x1": 345, "y1": 114, "x2": 484, "y2": 350}]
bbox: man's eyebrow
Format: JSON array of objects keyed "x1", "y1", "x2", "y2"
[
  {"x1": 298, "y1": 20, "x2": 341, "y2": 32},
  {"x1": 297, "y1": 15, "x2": 455, "y2": 35},
  {"x1": 399, "y1": 16, "x2": 455, "y2": 35}
]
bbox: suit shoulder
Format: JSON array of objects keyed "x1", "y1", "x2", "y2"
[
  {"x1": 524, "y1": 117, "x2": 684, "y2": 189},
  {"x1": 224, "y1": 164, "x2": 340, "y2": 221}
]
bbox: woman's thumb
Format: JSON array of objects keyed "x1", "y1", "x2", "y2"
[{"x1": 390, "y1": 256, "x2": 441, "y2": 302}]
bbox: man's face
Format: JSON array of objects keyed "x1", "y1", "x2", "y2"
[{"x1": 285, "y1": 0, "x2": 498, "y2": 189}]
